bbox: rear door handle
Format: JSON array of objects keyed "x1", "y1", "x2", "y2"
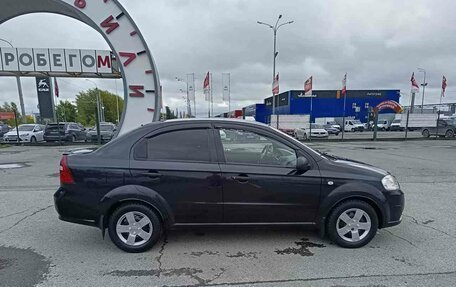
[{"x1": 232, "y1": 174, "x2": 249, "y2": 183}]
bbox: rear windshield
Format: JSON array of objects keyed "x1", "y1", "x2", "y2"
[{"x1": 46, "y1": 124, "x2": 65, "y2": 131}]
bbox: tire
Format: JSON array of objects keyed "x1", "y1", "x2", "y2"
[
  {"x1": 327, "y1": 200, "x2": 378, "y2": 248},
  {"x1": 70, "y1": 135, "x2": 76, "y2": 143},
  {"x1": 108, "y1": 203, "x2": 162, "y2": 253},
  {"x1": 303, "y1": 133, "x2": 308, "y2": 141},
  {"x1": 445, "y1": 129, "x2": 454, "y2": 138},
  {"x1": 30, "y1": 136, "x2": 37, "y2": 143},
  {"x1": 422, "y1": 129, "x2": 430, "y2": 138}
]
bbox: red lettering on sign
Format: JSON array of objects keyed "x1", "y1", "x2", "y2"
[
  {"x1": 119, "y1": 52, "x2": 136, "y2": 67},
  {"x1": 100, "y1": 15, "x2": 119, "y2": 34},
  {"x1": 97, "y1": 55, "x2": 111, "y2": 69},
  {"x1": 147, "y1": 108, "x2": 155, "y2": 112},
  {"x1": 74, "y1": 0, "x2": 86, "y2": 8},
  {"x1": 129, "y1": 86, "x2": 145, "y2": 97}
]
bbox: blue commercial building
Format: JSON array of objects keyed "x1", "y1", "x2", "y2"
[
  {"x1": 261, "y1": 89, "x2": 401, "y2": 123},
  {"x1": 243, "y1": 104, "x2": 268, "y2": 123}
]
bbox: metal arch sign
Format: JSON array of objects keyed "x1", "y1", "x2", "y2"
[
  {"x1": 0, "y1": 0, "x2": 161, "y2": 136},
  {"x1": 374, "y1": 100, "x2": 403, "y2": 113}
]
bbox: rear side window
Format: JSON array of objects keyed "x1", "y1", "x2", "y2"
[{"x1": 143, "y1": 129, "x2": 211, "y2": 162}]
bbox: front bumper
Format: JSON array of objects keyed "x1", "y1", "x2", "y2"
[{"x1": 383, "y1": 189, "x2": 405, "y2": 228}]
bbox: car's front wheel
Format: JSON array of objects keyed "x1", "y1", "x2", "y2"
[
  {"x1": 327, "y1": 200, "x2": 378, "y2": 248},
  {"x1": 108, "y1": 203, "x2": 162, "y2": 253}
]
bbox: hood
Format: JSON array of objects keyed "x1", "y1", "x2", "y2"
[
  {"x1": 311, "y1": 128, "x2": 327, "y2": 133},
  {"x1": 333, "y1": 158, "x2": 388, "y2": 177},
  {"x1": 4, "y1": 130, "x2": 30, "y2": 136}
]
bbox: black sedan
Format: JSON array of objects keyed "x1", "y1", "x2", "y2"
[{"x1": 54, "y1": 119, "x2": 404, "y2": 252}]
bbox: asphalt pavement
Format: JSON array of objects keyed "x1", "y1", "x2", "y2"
[{"x1": 0, "y1": 141, "x2": 455, "y2": 287}]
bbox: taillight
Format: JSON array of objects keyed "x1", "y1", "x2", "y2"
[{"x1": 60, "y1": 155, "x2": 75, "y2": 185}]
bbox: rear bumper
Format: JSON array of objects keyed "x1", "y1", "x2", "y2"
[
  {"x1": 54, "y1": 187, "x2": 99, "y2": 228},
  {"x1": 45, "y1": 135, "x2": 70, "y2": 142}
]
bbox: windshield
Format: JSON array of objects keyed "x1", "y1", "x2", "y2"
[
  {"x1": 311, "y1": 124, "x2": 324, "y2": 129},
  {"x1": 94, "y1": 125, "x2": 115, "y2": 131},
  {"x1": 353, "y1": 120, "x2": 362, "y2": 124},
  {"x1": 17, "y1": 125, "x2": 35, "y2": 132}
]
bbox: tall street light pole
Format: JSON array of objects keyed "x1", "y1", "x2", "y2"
[
  {"x1": 176, "y1": 77, "x2": 191, "y2": 117},
  {"x1": 257, "y1": 15, "x2": 294, "y2": 116},
  {"x1": 418, "y1": 68, "x2": 427, "y2": 113},
  {"x1": 0, "y1": 38, "x2": 26, "y2": 123}
]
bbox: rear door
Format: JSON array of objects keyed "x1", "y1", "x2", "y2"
[
  {"x1": 129, "y1": 123, "x2": 223, "y2": 223},
  {"x1": 214, "y1": 124, "x2": 321, "y2": 223}
]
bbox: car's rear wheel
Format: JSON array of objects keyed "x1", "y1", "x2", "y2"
[
  {"x1": 445, "y1": 129, "x2": 454, "y2": 138},
  {"x1": 327, "y1": 200, "x2": 378, "y2": 248},
  {"x1": 108, "y1": 203, "x2": 162, "y2": 253},
  {"x1": 422, "y1": 129, "x2": 430, "y2": 138}
]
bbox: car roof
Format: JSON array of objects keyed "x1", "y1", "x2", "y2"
[{"x1": 164, "y1": 118, "x2": 269, "y2": 127}]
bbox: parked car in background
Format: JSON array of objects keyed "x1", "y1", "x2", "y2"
[
  {"x1": 44, "y1": 122, "x2": 87, "y2": 142},
  {"x1": 0, "y1": 122, "x2": 10, "y2": 138},
  {"x1": 421, "y1": 119, "x2": 456, "y2": 138},
  {"x1": 3, "y1": 124, "x2": 45, "y2": 143},
  {"x1": 86, "y1": 122, "x2": 117, "y2": 143},
  {"x1": 324, "y1": 124, "x2": 340, "y2": 136},
  {"x1": 344, "y1": 120, "x2": 365, "y2": 132},
  {"x1": 294, "y1": 124, "x2": 329, "y2": 140},
  {"x1": 54, "y1": 119, "x2": 404, "y2": 253},
  {"x1": 389, "y1": 119, "x2": 404, "y2": 131},
  {"x1": 370, "y1": 120, "x2": 390, "y2": 131}
]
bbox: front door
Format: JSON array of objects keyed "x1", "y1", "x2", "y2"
[
  {"x1": 215, "y1": 126, "x2": 321, "y2": 223},
  {"x1": 129, "y1": 125, "x2": 223, "y2": 223}
]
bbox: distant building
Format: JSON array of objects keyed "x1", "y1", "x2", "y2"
[{"x1": 262, "y1": 89, "x2": 400, "y2": 123}]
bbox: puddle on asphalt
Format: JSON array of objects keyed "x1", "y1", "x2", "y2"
[
  {"x1": 275, "y1": 238, "x2": 325, "y2": 256},
  {"x1": 0, "y1": 163, "x2": 27, "y2": 169},
  {"x1": 0, "y1": 246, "x2": 50, "y2": 286}
]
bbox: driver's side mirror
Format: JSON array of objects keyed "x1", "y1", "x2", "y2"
[{"x1": 296, "y1": 156, "x2": 310, "y2": 173}]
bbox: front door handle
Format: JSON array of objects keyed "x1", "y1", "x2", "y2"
[
  {"x1": 232, "y1": 174, "x2": 249, "y2": 183},
  {"x1": 141, "y1": 171, "x2": 162, "y2": 179}
]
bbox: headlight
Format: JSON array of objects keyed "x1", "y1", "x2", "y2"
[
  {"x1": 21, "y1": 133, "x2": 29, "y2": 137},
  {"x1": 382, "y1": 175, "x2": 400, "y2": 191}
]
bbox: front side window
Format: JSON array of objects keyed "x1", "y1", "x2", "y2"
[
  {"x1": 145, "y1": 129, "x2": 211, "y2": 162},
  {"x1": 218, "y1": 128, "x2": 297, "y2": 167}
]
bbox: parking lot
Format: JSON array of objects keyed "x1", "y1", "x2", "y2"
[{"x1": 0, "y1": 141, "x2": 455, "y2": 287}]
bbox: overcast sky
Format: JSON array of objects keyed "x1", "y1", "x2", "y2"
[{"x1": 1, "y1": 0, "x2": 455, "y2": 117}]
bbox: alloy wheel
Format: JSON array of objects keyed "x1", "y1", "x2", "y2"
[
  {"x1": 116, "y1": 211, "x2": 153, "y2": 246},
  {"x1": 336, "y1": 208, "x2": 371, "y2": 242}
]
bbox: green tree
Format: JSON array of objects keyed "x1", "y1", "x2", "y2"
[
  {"x1": 75, "y1": 89, "x2": 124, "y2": 126},
  {"x1": 56, "y1": 100, "x2": 77, "y2": 122},
  {"x1": 0, "y1": 102, "x2": 20, "y2": 127},
  {"x1": 165, "y1": 106, "x2": 177, "y2": 120}
]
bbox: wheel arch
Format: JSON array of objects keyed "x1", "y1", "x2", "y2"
[
  {"x1": 98, "y1": 185, "x2": 175, "y2": 237},
  {"x1": 317, "y1": 184, "x2": 388, "y2": 237}
]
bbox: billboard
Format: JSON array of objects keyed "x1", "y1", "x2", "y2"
[
  {"x1": 35, "y1": 77, "x2": 55, "y2": 120},
  {"x1": 0, "y1": 48, "x2": 120, "y2": 78}
]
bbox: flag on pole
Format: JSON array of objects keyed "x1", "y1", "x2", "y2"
[
  {"x1": 304, "y1": 76, "x2": 313, "y2": 96},
  {"x1": 272, "y1": 73, "x2": 279, "y2": 95},
  {"x1": 411, "y1": 72, "x2": 420, "y2": 93},
  {"x1": 203, "y1": 72, "x2": 210, "y2": 101},
  {"x1": 187, "y1": 74, "x2": 195, "y2": 101},
  {"x1": 54, "y1": 78, "x2": 59, "y2": 98},
  {"x1": 222, "y1": 73, "x2": 231, "y2": 102},
  {"x1": 441, "y1": 75, "x2": 447, "y2": 97},
  {"x1": 341, "y1": 73, "x2": 347, "y2": 96}
]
